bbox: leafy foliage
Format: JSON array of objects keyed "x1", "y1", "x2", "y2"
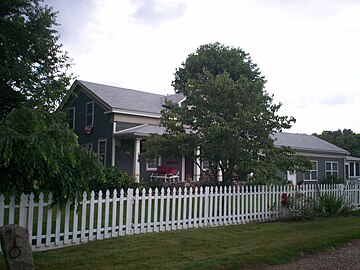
[
  {"x1": 142, "y1": 43, "x2": 309, "y2": 185},
  {"x1": 0, "y1": 1, "x2": 105, "y2": 204},
  {"x1": 314, "y1": 129, "x2": 360, "y2": 157},
  {"x1": 0, "y1": 107, "x2": 105, "y2": 204},
  {"x1": 89, "y1": 167, "x2": 133, "y2": 192},
  {"x1": 0, "y1": 0, "x2": 73, "y2": 117},
  {"x1": 317, "y1": 193, "x2": 347, "y2": 217}
]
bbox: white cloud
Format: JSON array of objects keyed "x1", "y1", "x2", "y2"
[{"x1": 130, "y1": 0, "x2": 187, "y2": 26}]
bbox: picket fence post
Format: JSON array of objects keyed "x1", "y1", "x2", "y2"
[
  {"x1": 19, "y1": 193, "x2": 28, "y2": 227},
  {"x1": 204, "y1": 187, "x2": 209, "y2": 227},
  {"x1": 125, "y1": 188, "x2": 134, "y2": 235}
]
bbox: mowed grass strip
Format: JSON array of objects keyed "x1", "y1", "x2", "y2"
[{"x1": 1, "y1": 216, "x2": 359, "y2": 269}]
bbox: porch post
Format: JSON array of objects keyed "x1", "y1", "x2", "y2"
[
  {"x1": 181, "y1": 155, "x2": 185, "y2": 182},
  {"x1": 217, "y1": 166, "x2": 223, "y2": 182},
  {"x1": 111, "y1": 123, "x2": 116, "y2": 167},
  {"x1": 194, "y1": 148, "x2": 201, "y2": 181},
  {"x1": 111, "y1": 137, "x2": 116, "y2": 166},
  {"x1": 133, "y1": 138, "x2": 141, "y2": 183}
]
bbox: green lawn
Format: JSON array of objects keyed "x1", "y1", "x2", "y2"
[{"x1": 1, "y1": 215, "x2": 359, "y2": 269}]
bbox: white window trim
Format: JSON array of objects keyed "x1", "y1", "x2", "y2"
[
  {"x1": 68, "y1": 107, "x2": 75, "y2": 130},
  {"x1": 325, "y1": 161, "x2": 338, "y2": 177},
  {"x1": 98, "y1": 139, "x2": 107, "y2": 165},
  {"x1": 304, "y1": 160, "x2": 318, "y2": 181},
  {"x1": 86, "y1": 101, "x2": 94, "y2": 126},
  {"x1": 146, "y1": 156, "x2": 161, "y2": 171}
]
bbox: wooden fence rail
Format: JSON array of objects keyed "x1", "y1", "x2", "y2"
[{"x1": 0, "y1": 184, "x2": 359, "y2": 252}]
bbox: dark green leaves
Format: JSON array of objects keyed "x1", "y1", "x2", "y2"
[
  {"x1": 0, "y1": 107, "x2": 105, "y2": 204},
  {"x1": 0, "y1": 0, "x2": 73, "y2": 117}
]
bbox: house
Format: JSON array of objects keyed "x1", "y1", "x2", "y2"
[
  {"x1": 272, "y1": 132, "x2": 350, "y2": 184},
  {"x1": 64, "y1": 80, "x2": 192, "y2": 183},
  {"x1": 64, "y1": 80, "x2": 354, "y2": 184}
]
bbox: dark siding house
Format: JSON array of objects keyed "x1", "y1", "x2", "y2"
[{"x1": 64, "y1": 80, "x2": 353, "y2": 184}]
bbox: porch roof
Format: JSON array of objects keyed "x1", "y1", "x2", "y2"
[
  {"x1": 113, "y1": 124, "x2": 166, "y2": 137},
  {"x1": 346, "y1": 156, "x2": 360, "y2": 162}
]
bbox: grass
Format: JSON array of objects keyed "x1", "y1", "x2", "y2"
[{"x1": 1, "y1": 215, "x2": 359, "y2": 269}]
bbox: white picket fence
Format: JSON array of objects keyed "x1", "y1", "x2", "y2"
[{"x1": 0, "y1": 184, "x2": 359, "y2": 253}]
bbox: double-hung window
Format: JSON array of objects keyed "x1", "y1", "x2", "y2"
[
  {"x1": 146, "y1": 156, "x2": 160, "y2": 171},
  {"x1": 98, "y1": 139, "x2": 107, "y2": 165},
  {"x1": 349, "y1": 162, "x2": 360, "y2": 177},
  {"x1": 68, "y1": 107, "x2": 75, "y2": 130},
  {"x1": 325, "y1": 161, "x2": 338, "y2": 178},
  {"x1": 304, "y1": 161, "x2": 318, "y2": 181},
  {"x1": 86, "y1": 101, "x2": 94, "y2": 126}
]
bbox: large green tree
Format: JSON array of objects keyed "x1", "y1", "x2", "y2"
[
  {"x1": 0, "y1": 0, "x2": 105, "y2": 202},
  {"x1": 0, "y1": 0, "x2": 72, "y2": 117},
  {"x1": 314, "y1": 129, "x2": 360, "y2": 157},
  {"x1": 143, "y1": 43, "x2": 310, "y2": 185}
]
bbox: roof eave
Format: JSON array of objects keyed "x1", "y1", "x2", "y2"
[
  {"x1": 110, "y1": 109, "x2": 161, "y2": 118},
  {"x1": 275, "y1": 145, "x2": 349, "y2": 156}
]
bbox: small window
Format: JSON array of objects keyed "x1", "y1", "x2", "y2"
[
  {"x1": 83, "y1": 143, "x2": 93, "y2": 151},
  {"x1": 98, "y1": 139, "x2": 107, "y2": 165},
  {"x1": 146, "y1": 156, "x2": 160, "y2": 171},
  {"x1": 325, "y1": 161, "x2": 338, "y2": 178},
  {"x1": 202, "y1": 160, "x2": 210, "y2": 171},
  {"x1": 68, "y1": 107, "x2": 75, "y2": 130},
  {"x1": 304, "y1": 161, "x2": 318, "y2": 181},
  {"x1": 86, "y1": 102, "x2": 94, "y2": 126}
]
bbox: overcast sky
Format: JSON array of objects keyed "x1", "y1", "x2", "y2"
[{"x1": 45, "y1": 0, "x2": 360, "y2": 134}]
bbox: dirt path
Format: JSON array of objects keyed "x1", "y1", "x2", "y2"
[{"x1": 247, "y1": 239, "x2": 360, "y2": 270}]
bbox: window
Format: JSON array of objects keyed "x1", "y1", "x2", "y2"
[
  {"x1": 348, "y1": 162, "x2": 360, "y2": 177},
  {"x1": 98, "y1": 139, "x2": 107, "y2": 165},
  {"x1": 86, "y1": 101, "x2": 94, "y2": 126},
  {"x1": 83, "y1": 143, "x2": 93, "y2": 151},
  {"x1": 146, "y1": 156, "x2": 160, "y2": 171},
  {"x1": 202, "y1": 160, "x2": 210, "y2": 171},
  {"x1": 325, "y1": 161, "x2": 338, "y2": 178},
  {"x1": 304, "y1": 161, "x2": 318, "y2": 181},
  {"x1": 68, "y1": 107, "x2": 75, "y2": 130}
]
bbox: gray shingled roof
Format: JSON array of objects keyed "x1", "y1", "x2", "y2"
[
  {"x1": 77, "y1": 80, "x2": 182, "y2": 114},
  {"x1": 272, "y1": 132, "x2": 349, "y2": 155}
]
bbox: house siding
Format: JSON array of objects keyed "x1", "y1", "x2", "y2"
[
  {"x1": 69, "y1": 87, "x2": 114, "y2": 167},
  {"x1": 296, "y1": 155, "x2": 345, "y2": 184}
]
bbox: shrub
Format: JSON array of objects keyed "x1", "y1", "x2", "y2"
[
  {"x1": 89, "y1": 167, "x2": 132, "y2": 192},
  {"x1": 278, "y1": 192, "x2": 317, "y2": 221},
  {"x1": 317, "y1": 193, "x2": 347, "y2": 217},
  {"x1": 320, "y1": 175, "x2": 345, "y2": 185}
]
